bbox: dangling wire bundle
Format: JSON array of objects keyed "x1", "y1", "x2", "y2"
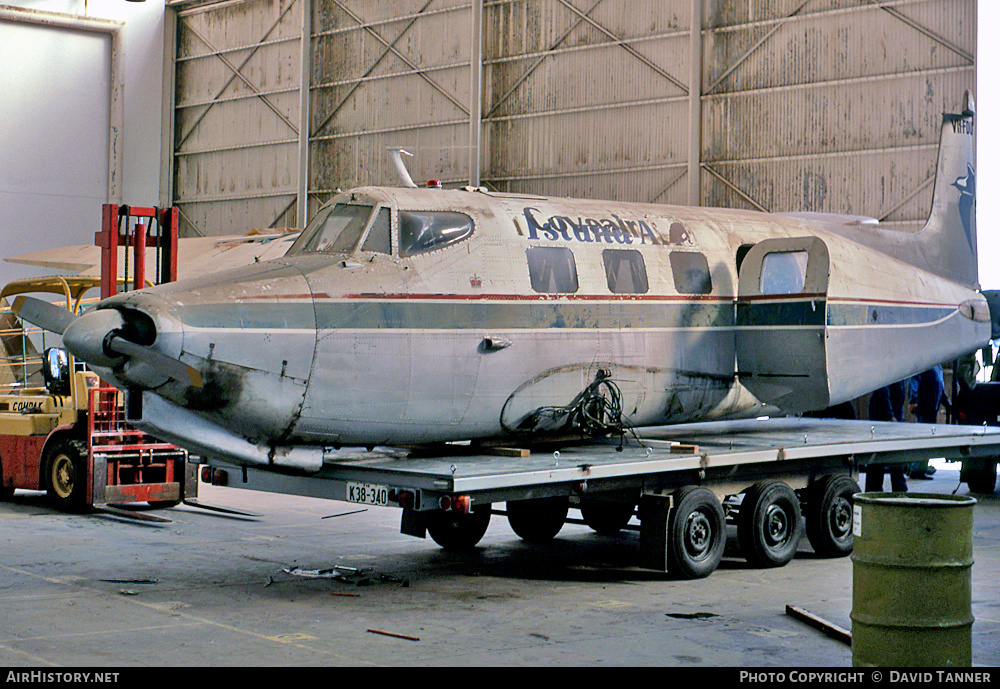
[
  {"x1": 576, "y1": 370, "x2": 624, "y2": 437},
  {"x1": 507, "y1": 369, "x2": 635, "y2": 448}
]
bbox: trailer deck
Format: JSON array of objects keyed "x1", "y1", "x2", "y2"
[{"x1": 206, "y1": 418, "x2": 1000, "y2": 504}]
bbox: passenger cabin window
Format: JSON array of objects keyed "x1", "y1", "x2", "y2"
[
  {"x1": 527, "y1": 246, "x2": 579, "y2": 293},
  {"x1": 670, "y1": 252, "x2": 713, "y2": 294},
  {"x1": 361, "y1": 207, "x2": 391, "y2": 254},
  {"x1": 399, "y1": 210, "x2": 473, "y2": 257},
  {"x1": 760, "y1": 250, "x2": 808, "y2": 294},
  {"x1": 602, "y1": 249, "x2": 649, "y2": 294},
  {"x1": 290, "y1": 203, "x2": 373, "y2": 255}
]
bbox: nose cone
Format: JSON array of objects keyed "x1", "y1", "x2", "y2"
[
  {"x1": 62, "y1": 291, "x2": 192, "y2": 391},
  {"x1": 62, "y1": 308, "x2": 126, "y2": 369}
]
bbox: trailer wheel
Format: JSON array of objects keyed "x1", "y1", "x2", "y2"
[
  {"x1": 43, "y1": 438, "x2": 88, "y2": 512},
  {"x1": 427, "y1": 503, "x2": 492, "y2": 551},
  {"x1": 805, "y1": 474, "x2": 859, "y2": 557},
  {"x1": 506, "y1": 497, "x2": 568, "y2": 543},
  {"x1": 667, "y1": 486, "x2": 726, "y2": 579},
  {"x1": 964, "y1": 462, "x2": 998, "y2": 494},
  {"x1": 737, "y1": 480, "x2": 802, "y2": 568},
  {"x1": 580, "y1": 497, "x2": 635, "y2": 535}
]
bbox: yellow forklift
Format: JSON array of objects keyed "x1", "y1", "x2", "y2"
[
  {"x1": 0, "y1": 205, "x2": 196, "y2": 517},
  {"x1": 0, "y1": 275, "x2": 194, "y2": 514}
]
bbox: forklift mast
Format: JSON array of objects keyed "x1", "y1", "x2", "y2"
[{"x1": 96, "y1": 204, "x2": 179, "y2": 299}]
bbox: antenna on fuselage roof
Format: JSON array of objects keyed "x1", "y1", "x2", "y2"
[{"x1": 388, "y1": 148, "x2": 418, "y2": 188}]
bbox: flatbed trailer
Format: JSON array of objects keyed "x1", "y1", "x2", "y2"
[{"x1": 199, "y1": 417, "x2": 1000, "y2": 579}]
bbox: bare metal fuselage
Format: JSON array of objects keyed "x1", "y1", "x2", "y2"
[
  {"x1": 30, "y1": 104, "x2": 985, "y2": 474},
  {"x1": 89, "y1": 186, "x2": 987, "y2": 468}
]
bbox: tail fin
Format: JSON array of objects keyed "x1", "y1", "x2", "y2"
[
  {"x1": 799, "y1": 93, "x2": 978, "y2": 288},
  {"x1": 917, "y1": 91, "x2": 977, "y2": 287}
]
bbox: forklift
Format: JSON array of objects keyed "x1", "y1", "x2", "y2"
[{"x1": 0, "y1": 205, "x2": 196, "y2": 515}]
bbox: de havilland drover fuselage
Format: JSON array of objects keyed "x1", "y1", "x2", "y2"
[{"x1": 15, "y1": 95, "x2": 992, "y2": 475}]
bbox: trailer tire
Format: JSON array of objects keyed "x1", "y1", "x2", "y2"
[
  {"x1": 427, "y1": 503, "x2": 492, "y2": 551},
  {"x1": 43, "y1": 438, "x2": 88, "y2": 512},
  {"x1": 737, "y1": 480, "x2": 801, "y2": 568},
  {"x1": 667, "y1": 486, "x2": 726, "y2": 579},
  {"x1": 964, "y1": 462, "x2": 998, "y2": 494},
  {"x1": 580, "y1": 497, "x2": 635, "y2": 535},
  {"x1": 805, "y1": 474, "x2": 859, "y2": 557},
  {"x1": 506, "y1": 497, "x2": 568, "y2": 543}
]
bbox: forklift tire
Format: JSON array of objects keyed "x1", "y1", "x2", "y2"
[{"x1": 44, "y1": 438, "x2": 88, "y2": 512}]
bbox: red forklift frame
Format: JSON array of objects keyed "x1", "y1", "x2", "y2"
[{"x1": 96, "y1": 204, "x2": 179, "y2": 299}]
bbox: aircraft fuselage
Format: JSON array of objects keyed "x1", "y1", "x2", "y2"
[{"x1": 89, "y1": 184, "x2": 988, "y2": 466}]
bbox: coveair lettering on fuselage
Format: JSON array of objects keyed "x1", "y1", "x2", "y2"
[{"x1": 519, "y1": 206, "x2": 694, "y2": 246}]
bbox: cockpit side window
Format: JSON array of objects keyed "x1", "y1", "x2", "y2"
[
  {"x1": 527, "y1": 246, "x2": 579, "y2": 293},
  {"x1": 288, "y1": 203, "x2": 374, "y2": 255},
  {"x1": 399, "y1": 210, "x2": 474, "y2": 257},
  {"x1": 361, "y1": 207, "x2": 391, "y2": 254}
]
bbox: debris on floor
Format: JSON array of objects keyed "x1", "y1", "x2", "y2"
[
  {"x1": 785, "y1": 604, "x2": 852, "y2": 646},
  {"x1": 281, "y1": 564, "x2": 409, "y2": 588},
  {"x1": 666, "y1": 612, "x2": 720, "y2": 620},
  {"x1": 367, "y1": 628, "x2": 420, "y2": 641}
]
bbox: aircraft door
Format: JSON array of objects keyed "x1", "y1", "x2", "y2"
[{"x1": 735, "y1": 237, "x2": 831, "y2": 413}]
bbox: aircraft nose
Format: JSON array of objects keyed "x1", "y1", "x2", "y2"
[{"x1": 64, "y1": 295, "x2": 202, "y2": 390}]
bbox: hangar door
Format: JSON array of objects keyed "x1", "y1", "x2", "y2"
[
  {"x1": 0, "y1": 11, "x2": 121, "y2": 288},
  {"x1": 167, "y1": 0, "x2": 974, "y2": 241}
]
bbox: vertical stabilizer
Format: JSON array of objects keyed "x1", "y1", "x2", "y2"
[{"x1": 917, "y1": 91, "x2": 978, "y2": 287}]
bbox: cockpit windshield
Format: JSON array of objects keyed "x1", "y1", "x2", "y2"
[
  {"x1": 287, "y1": 201, "x2": 474, "y2": 258},
  {"x1": 287, "y1": 203, "x2": 374, "y2": 255},
  {"x1": 399, "y1": 210, "x2": 474, "y2": 257}
]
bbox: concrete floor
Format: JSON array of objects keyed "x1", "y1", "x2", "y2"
[{"x1": 1, "y1": 460, "x2": 997, "y2": 668}]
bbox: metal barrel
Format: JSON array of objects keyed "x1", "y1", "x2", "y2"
[{"x1": 851, "y1": 492, "x2": 976, "y2": 667}]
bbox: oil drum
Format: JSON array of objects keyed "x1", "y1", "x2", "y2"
[{"x1": 851, "y1": 492, "x2": 976, "y2": 667}]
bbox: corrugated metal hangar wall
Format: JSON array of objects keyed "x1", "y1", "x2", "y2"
[{"x1": 164, "y1": 0, "x2": 976, "y2": 238}]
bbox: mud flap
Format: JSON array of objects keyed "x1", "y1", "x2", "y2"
[
  {"x1": 638, "y1": 493, "x2": 671, "y2": 572},
  {"x1": 401, "y1": 507, "x2": 427, "y2": 538}
]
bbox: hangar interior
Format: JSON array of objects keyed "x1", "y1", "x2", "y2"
[
  {"x1": 1, "y1": 0, "x2": 997, "y2": 670},
  {"x1": 0, "y1": 0, "x2": 976, "y2": 251}
]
